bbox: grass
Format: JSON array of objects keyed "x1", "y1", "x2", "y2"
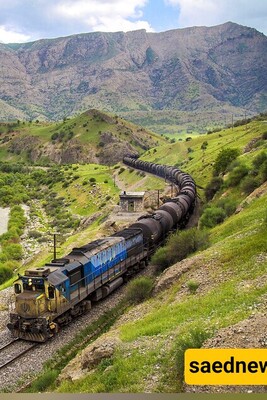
[
  {"x1": 54, "y1": 163, "x2": 119, "y2": 216},
  {"x1": 52, "y1": 188, "x2": 267, "y2": 392},
  {"x1": 141, "y1": 119, "x2": 267, "y2": 190},
  {"x1": 118, "y1": 167, "x2": 166, "y2": 192},
  {"x1": 2, "y1": 116, "x2": 267, "y2": 392}
]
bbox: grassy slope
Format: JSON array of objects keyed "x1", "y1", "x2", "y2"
[
  {"x1": 53, "y1": 118, "x2": 267, "y2": 393},
  {"x1": 1, "y1": 116, "x2": 266, "y2": 392},
  {"x1": 54, "y1": 196, "x2": 266, "y2": 392}
]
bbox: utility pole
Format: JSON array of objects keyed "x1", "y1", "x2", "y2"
[{"x1": 53, "y1": 233, "x2": 57, "y2": 261}]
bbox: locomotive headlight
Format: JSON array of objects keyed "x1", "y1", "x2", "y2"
[{"x1": 28, "y1": 278, "x2": 33, "y2": 286}]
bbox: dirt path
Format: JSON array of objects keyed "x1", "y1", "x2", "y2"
[{"x1": 0, "y1": 207, "x2": 10, "y2": 235}]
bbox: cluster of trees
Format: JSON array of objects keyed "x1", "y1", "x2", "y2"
[
  {"x1": 201, "y1": 145, "x2": 267, "y2": 229},
  {"x1": 0, "y1": 164, "x2": 83, "y2": 285},
  {"x1": 0, "y1": 205, "x2": 26, "y2": 284}
]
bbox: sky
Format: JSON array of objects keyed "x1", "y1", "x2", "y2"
[{"x1": 0, "y1": 0, "x2": 266, "y2": 44}]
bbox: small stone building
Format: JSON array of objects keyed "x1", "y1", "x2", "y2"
[{"x1": 119, "y1": 191, "x2": 145, "y2": 212}]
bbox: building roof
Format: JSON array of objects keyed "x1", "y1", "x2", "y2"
[{"x1": 120, "y1": 191, "x2": 145, "y2": 198}]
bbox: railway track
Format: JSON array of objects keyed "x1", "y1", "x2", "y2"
[{"x1": 0, "y1": 338, "x2": 38, "y2": 370}]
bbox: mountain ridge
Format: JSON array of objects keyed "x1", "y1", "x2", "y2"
[{"x1": 0, "y1": 22, "x2": 266, "y2": 132}]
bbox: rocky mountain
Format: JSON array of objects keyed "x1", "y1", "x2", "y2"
[{"x1": 0, "y1": 22, "x2": 266, "y2": 132}]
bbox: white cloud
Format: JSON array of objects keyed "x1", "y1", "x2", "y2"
[
  {"x1": 0, "y1": 25, "x2": 31, "y2": 43},
  {"x1": 55, "y1": 0, "x2": 147, "y2": 19},
  {"x1": 165, "y1": 0, "x2": 267, "y2": 34},
  {"x1": 89, "y1": 16, "x2": 153, "y2": 33},
  {"x1": 0, "y1": 0, "x2": 152, "y2": 43},
  {"x1": 53, "y1": 0, "x2": 152, "y2": 32}
]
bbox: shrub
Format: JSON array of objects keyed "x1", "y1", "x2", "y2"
[
  {"x1": 151, "y1": 247, "x2": 171, "y2": 272},
  {"x1": 0, "y1": 265, "x2": 13, "y2": 284},
  {"x1": 174, "y1": 326, "x2": 212, "y2": 390},
  {"x1": 51, "y1": 132, "x2": 59, "y2": 141},
  {"x1": 213, "y1": 148, "x2": 240, "y2": 176},
  {"x1": 226, "y1": 164, "x2": 249, "y2": 187},
  {"x1": 125, "y1": 276, "x2": 154, "y2": 304},
  {"x1": 3, "y1": 243, "x2": 23, "y2": 260},
  {"x1": 216, "y1": 198, "x2": 237, "y2": 217},
  {"x1": 28, "y1": 230, "x2": 42, "y2": 239},
  {"x1": 29, "y1": 369, "x2": 59, "y2": 392},
  {"x1": 240, "y1": 176, "x2": 259, "y2": 195},
  {"x1": 187, "y1": 280, "x2": 200, "y2": 294},
  {"x1": 252, "y1": 151, "x2": 267, "y2": 169},
  {"x1": 118, "y1": 167, "x2": 125, "y2": 175},
  {"x1": 205, "y1": 177, "x2": 223, "y2": 201},
  {"x1": 199, "y1": 206, "x2": 226, "y2": 229},
  {"x1": 167, "y1": 228, "x2": 209, "y2": 262},
  {"x1": 152, "y1": 228, "x2": 209, "y2": 273},
  {"x1": 260, "y1": 160, "x2": 267, "y2": 182}
]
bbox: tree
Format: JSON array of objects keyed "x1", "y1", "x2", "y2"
[{"x1": 213, "y1": 148, "x2": 240, "y2": 176}]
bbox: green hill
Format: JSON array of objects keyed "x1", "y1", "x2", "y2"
[
  {"x1": 0, "y1": 109, "x2": 166, "y2": 165},
  {"x1": 1, "y1": 112, "x2": 267, "y2": 393},
  {"x1": 53, "y1": 115, "x2": 267, "y2": 393}
]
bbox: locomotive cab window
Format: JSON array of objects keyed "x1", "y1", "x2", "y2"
[
  {"x1": 35, "y1": 283, "x2": 45, "y2": 292},
  {"x1": 48, "y1": 286, "x2": 55, "y2": 299},
  {"x1": 23, "y1": 283, "x2": 33, "y2": 291},
  {"x1": 14, "y1": 283, "x2": 22, "y2": 294}
]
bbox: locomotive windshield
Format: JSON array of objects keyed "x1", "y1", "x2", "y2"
[{"x1": 21, "y1": 277, "x2": 45, "y2": 292}]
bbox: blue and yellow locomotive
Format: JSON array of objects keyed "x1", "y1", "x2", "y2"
[{"x1": 8, "y1": 228, "x2": 146, "y2": 342}]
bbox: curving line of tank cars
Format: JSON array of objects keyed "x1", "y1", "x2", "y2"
[
  {"x1": 123, "y1": 156, "x2": 197, "y2": 248},
  {"x1": 7, "y1": 158, "x2": 196, "y2": 342}
]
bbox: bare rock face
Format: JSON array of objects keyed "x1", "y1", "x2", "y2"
[
  {"x1": 57, "y1": 333, "x2": 122, "y2": 383},
  {"x1": 0, "y1": 22, "x2": 266, "y2": 123}
]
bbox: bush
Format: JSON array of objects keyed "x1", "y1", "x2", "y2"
[
  {"x1": 174, "y1": 326, "x2": 212, "y2": 390},
  {"x1": 151, "y1": 247, "x2": 171, "y2": 272},
  {"x1": 187, "y1": 280, "x2": 200, "y2": 294},
  {"x1": 240, "y1": 176, "x2": 259, "y2": 195},
  {"x1": 226, "y1": 164, "x2": 249, "y2": 187},
  {"x1": 205, "y1": 177, "x2": 223, "y2": 201},
  {"x1": 252, "y1": 151, "x2": 267, "y2": 169},
  {"x1": 29, "y1": 369, "x2": 59, "y2": 392},
  {"x1": 0, "y1": 265, "x2": 13, "y2": 284},
  {"x1": 3, "y1": 243, "x2": 23, "y2": 260},
  {"x1": 215, "y1": 198, "x2": 237, "y2": 217},
  {"x1": 213, "y1": 148, "x2": 240, "y2": 176},
  {"x1": 260, "y1": 160, "x2": 267, "y2": 182},
  {"x1": 152, "y1": 228, "x2": 209, "y2": 273},
  {"x1": 168, "y1": 228, "x2": 209, "y2": 262},
  {"x1": 28, "y1": 230, "x2": 42, "y2": 239},
  {"x1": 125, "y1": 276, "x2": 154, "y2": 304},
  {"x1": 199, "y1": 206, "x2": 226, "y2": 229}
]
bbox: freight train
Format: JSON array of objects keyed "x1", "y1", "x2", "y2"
[{"x1": 7, "y1": 157, "x2": 196, "y2": 342}]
